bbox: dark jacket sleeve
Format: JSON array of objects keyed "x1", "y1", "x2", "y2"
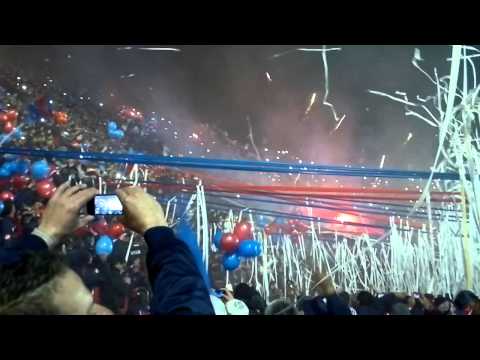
[
  {"x1": 0, "y1": 232, "x2": 48, "y2": 266},
  {"x1": 144, "y1": 226, "x2": 214, "y2": 315}
]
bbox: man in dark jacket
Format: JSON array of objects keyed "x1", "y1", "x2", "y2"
[
  {"x1": 0, "y1": 183, "x2": 214, "y2": 315},
  {"x1": 301, "y1": 270, "x2": 352, "y2": 315}
]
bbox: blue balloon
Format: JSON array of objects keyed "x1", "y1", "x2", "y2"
[
  {"x1": 253, "y1": 242, "x2": 262, "y2": 257},
  {"x1": 15, "y1": 160, "x2": 30, "y2": 175},
  {"x1": 0, "y1": 166, "x2": 11, "y2": 178},
  {"x1": 213, "y1": 229, "x2": 223, "y2": 249},
  {"x1": 107, "y1": 121, "x2": 118, "y2": 131},
  {"x1": 95, "y1": 235, "x2": 113, "y2": 256},
  {"x1": 3, "y1": 161, "x2": 17, "y2": 174},
  {"x1": 31, "y1": 160, "x2": 49, "y2": 180},
  {"x1": 223, "y1": 253, "x2": 240, "y2": 271},
  {"x1": 109, "y1": 129, "x2": 125, "y2": 139},
  {"x1": 0, "y1": 201, "x2": 4, "y2": 214},
  {"x1": 236, "y1": 240, "x2": 261, "y2": 258}
]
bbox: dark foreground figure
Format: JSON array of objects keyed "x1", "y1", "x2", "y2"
[{"x1": 0, "y1": 184, "x2": 214, "y2": 315}]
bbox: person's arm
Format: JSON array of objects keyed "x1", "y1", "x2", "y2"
[
  {"x1": 144, "y1": 227, "x2": 214, "y2": 315},
  {"x1": 116, "y1": 187, "x2": 214, "y2": 315},
  {"x1": 1, "y1": 182, "x2": 96, "y2": 265}
]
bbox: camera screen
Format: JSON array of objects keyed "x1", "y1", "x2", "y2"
[{"x1": 95, "y1": 195, "x2": 123, "y2": 215}]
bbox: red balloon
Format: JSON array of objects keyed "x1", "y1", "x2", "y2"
[
  {"x1": 0, "y1": 113, "x2": 8, "y2": 123},
  {"x1": 6, "y1": 110, "x2": 18, "y2": 122},
  {"x1": 220, "y1": 233, "x2": 240, "y2": 253},
  {"x1": 11, "y1": 175, "x2": 31, "y2": 190},
  {"x1": 108, "y1": 223, "x2": 125, "y2": 238},
  {"x1": 234, "y1": 221, "x2": 253, "y2": 241},
  {"x1": 265, "y1": 222, "x2": 281, "y2": 235},
  {"x1": 90, "y1": 218, "x2": 109, "y2": 235},
  {"x1": 295, "y1": 221, "x2": 310, "y2": 233},
  {"x1": 3, "y1": 121, "x2": 14, "y2": 134},
  {"x1": 36, "y1": 179, "x2": 56, "y2": 199},
  {"x1": 74, "y1": 226, "x2": 91, "y2": 237},
  {"x1": 53, "y1": 111, "x2": 69, "y2": 125},
  {"x1": 0, "y1": 191, "x2": 15, "y2": 202},
  {"x1": 286, "y1": 219, "x2": 309, "y2": 234},
  {"x1": 290, "y1": 229, "x2": 301, "y2": 244}
]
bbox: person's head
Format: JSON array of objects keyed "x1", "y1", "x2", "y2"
[
  {"x1": 233, "y1": 283, "x2": 266, "y2": 315},
  {"x1": 406, "y1": 296, "x2": 416, "y2": 309},
  {"x1": 434, "y1": 296, "x2": 452, "y2": 315},
  {"x1": 454, "y1": 290, "x2": 479, "y2": 315},
  {"x1": 0, "y1": 251, "x2": 112, "y2": 315},
  {"x1": 356, "y1": 291, "x2": 376, "y2": 307},
  {"x1": 339, "y1": 291, "x2": 351, "y2": 306},
  {"x1": 233, "y1": 283, "x2": 254, "y2": 302},
  {"x1": 410, "y1": 299, "x2": 425, "y2": 315},
  {"x1": 265, "y1": 299, "x2": 299, "y2": 315},
  {"x1": 378, "y1": 292, "x2": 398, "y2": 314},
  {"x1": 424, "y1": 293, "x2": 435, "y2": 304}
]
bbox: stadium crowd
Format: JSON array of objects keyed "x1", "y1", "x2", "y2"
[{"x1": 0, "y1": 67, "x2": 479, "y2": 315}]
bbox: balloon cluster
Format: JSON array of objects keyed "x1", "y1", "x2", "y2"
[
  {"x1": 0, "y1": 158, "x2": 30, "y2": 178},
  {"x1": 0, "y1": 110, "x2": 18, "y2": 134},
  {"x1": 24, "y1": 97, "x2": 53, "y2": 124},
  {"x1": 34, "y1": 96, "x2": 53, "y2": 118},
  {"x1": 28, "y1": 159, "x2": 57, "y2": 198},
  {"x1": 263, "y1": 218, "x2": 309, "y2": 245},
  {"x1": 52, "y1": 111, "x2": 69, "y2": 126},
  {"x1": 0, "y1": 157, "x2": 59, "y2": 201},
  {"x1": 216, "y1": 221, "x2": 262, "y2": 271},
  {"x1": 107, "y1": 121, "x2": 125, "y2": 139},
  {"x1": 93, "y1": 222, "x2": 127, "y2": 256},
  {"x1": 89, "y1": 217, "x2": 126, "y2": 239},
  {"x1": 119, "y1": 106, "x2": 144, "y2": 122},
  {"x1": 24, "y1": 97, "x2": 67, "y2": 126}
]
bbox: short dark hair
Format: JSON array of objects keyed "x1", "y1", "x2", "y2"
[
  {"x1": 234, "y1": 283, "x2": 266, "y2": 315},
  {"x1": 357, "y1": 291, "x2": 375, "y2": 307},
  {"x1": 0, "y1": 251, "x2": 68, "y2": 315},
  {"x1": 454, "y1": 290, "x2": 479, "y2": 311}
]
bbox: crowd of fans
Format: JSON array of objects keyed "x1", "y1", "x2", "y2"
[
  {"x1": 0, "y1": 67, "x2": 164, "y2": 314},
  {"x1": 0, "y1": 66, "x2": 479, "y2": 315}
]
